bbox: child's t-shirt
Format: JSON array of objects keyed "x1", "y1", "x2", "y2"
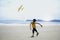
[{"x1": 31, "y1": 22, "x2": 36, "y2": 28}]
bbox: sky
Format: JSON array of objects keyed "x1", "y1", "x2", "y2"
[{"x1": 0, "y1": 0, "x2": 60, "y2": 21}]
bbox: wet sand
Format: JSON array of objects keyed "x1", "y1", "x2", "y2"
[{"x1": 0, "y1": 24, "x2": 60, "y2": 40}]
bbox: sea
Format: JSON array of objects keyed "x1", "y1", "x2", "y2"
[{"x1": 0, "y1": 20, "x2": 60, "y2": 25}]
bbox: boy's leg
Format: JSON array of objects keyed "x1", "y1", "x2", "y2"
[
  {"x1": 34, "y1": 28, "x2": 39, "y2": 36},
  {"x1": 31, "y1": 28, "x2": 34, "y2": 37}
]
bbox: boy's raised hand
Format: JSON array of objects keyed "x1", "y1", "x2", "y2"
[{"x1": 41, "y1": 25, "x2": 43, "y2": 27}]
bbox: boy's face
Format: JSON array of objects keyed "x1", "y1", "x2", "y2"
[{"x1": 33, "y1": 19, "x2": 36, "y2": 22}]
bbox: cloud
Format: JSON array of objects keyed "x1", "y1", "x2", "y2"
[{"x1": 0, "y1": 0, "x2": 60, "y2": 20}]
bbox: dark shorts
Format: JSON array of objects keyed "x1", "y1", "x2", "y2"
[{"x1": 32, "y1": 28, "x2": 37, "y2": 34}]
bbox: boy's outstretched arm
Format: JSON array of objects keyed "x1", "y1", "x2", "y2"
[{"x1": 36, "y1": 23, "x2": 43, "y2": 27}]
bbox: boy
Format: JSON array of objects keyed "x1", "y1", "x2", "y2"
[{"x1": 30, "y1": 19, "x2": 43, "y2": 37}]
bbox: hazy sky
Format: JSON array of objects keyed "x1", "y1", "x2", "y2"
[{"x1": 0, "y1": 0, "x2": 60, "y2": 20}]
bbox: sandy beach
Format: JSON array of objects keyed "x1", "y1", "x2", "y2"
[{"x1": 0, "y1": 24, "x2": 60, "y2": 40}]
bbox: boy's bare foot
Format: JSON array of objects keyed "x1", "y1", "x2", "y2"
[
  {"x1": 31, "y1": 35, "x2": 34, "y2": 38},
  {"x1": 36, "y1": 33, "x2": 39, "y2": 36}
]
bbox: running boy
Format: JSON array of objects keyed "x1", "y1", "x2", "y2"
[{"x1": 30, "y1": 19, "x2": 43, "y2": 37}]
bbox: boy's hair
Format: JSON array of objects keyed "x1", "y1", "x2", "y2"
[{"x1": 33, "y1": 19, "x2": 36, "y2": 22}]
